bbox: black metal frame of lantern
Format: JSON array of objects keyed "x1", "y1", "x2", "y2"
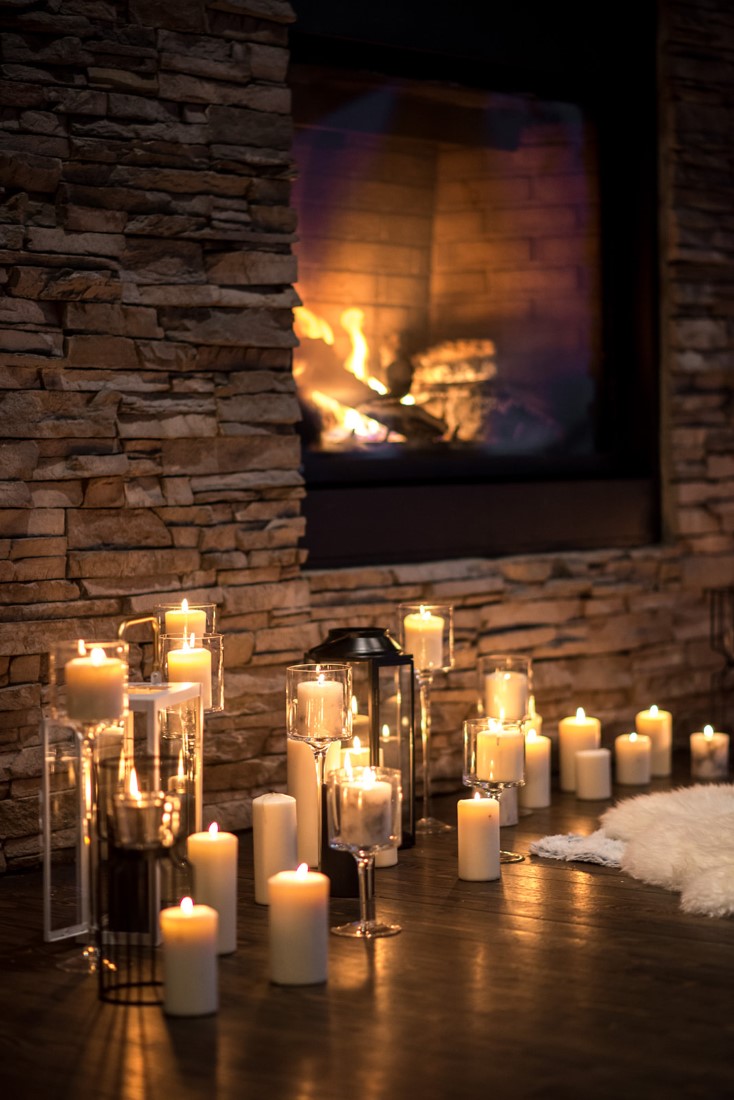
[{"x1": 307, "y1": 627, "x2": 416, "y2": 849}]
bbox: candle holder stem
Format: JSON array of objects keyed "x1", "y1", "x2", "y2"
[
  {"x1": 416, "y1": 672, "x2": 453, "y2": 835},
  {"x1": 331, "y1": 853, "x2": 400, "y2": 939},
  {"x1": 487, "y1": 787, "x2": 525, "y2": 864},
  {"x1": 311, "y1": 744, "x2": 329, "y2": 872}
]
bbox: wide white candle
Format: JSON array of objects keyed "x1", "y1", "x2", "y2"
[
  {"x1": 484, "y1": 670, "x2": 529, "y2": 721},
  {"x1": 160, "y1": 897, "x2": 218, "y2": 1016},
  {"x1": 165, "y1": 598, "x2": 207, "y2": 640},
  {"x1": 187, "y1": 823, "x2": 238, "y2": 954},
  {"x1": 296, "y1": 676, "x2": 344, "y2": 740},
  {"x1": 690, "y1": 724, "x2": 729, "y2": 779},
  {"x1": 65, "y1": 644, "x2": 126, "y2": 723},
  {"x1": 476, "y1": 726, "x2": 525, "y2": 784},
  {"x1": 268, "y1": 864, "x2": 329, "y2": 985},
  {"x1": 575, "y1": 747, "x2": 612, "y2": 800},
  {"x1": 615, "y1": 731, "x2": 652, "y2": 786},
  {"x1": 518, "y1": 728, "x2": 551, "y2": 809},
  {"x1": 287, "y1": 738, "x2": 340, "y2": 867},
  {"x1": 635, "y1": 705, "x2": 672, "y2": 776},
  {"x1": 167, "y1": 634, "x2": 212, "y2": 709},
  {"x1": 403, "y1": 607, "x2": 444, "y2": 670},
  {"x1": 558, "y1": 708, "x2": 601, "y2": 791},
  {"x1": 252, "y1": 793, "x2": 297, "y2": 906},
  {"x1": 457, "y1": 793, "x2": 500, "y2": 881},
  {"x1": 339, "y1": 770, "x2": 393, "y2": 849}
]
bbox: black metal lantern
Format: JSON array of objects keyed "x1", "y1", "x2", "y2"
[{"x1": 307, "y1": 627, "x2": 416, "y2": 848}]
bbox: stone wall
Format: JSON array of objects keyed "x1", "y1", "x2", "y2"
[{"x1": 1, "y1": 0, "x2": 733, "y2": 871}]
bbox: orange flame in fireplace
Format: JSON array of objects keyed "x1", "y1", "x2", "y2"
[{"x1": 340, "y1": 307, "x2": 388, "y2": 395}]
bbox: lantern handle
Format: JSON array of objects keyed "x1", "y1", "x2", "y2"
[{"x1": 117, "y1": 614, "x2": 162, "y2": 684}]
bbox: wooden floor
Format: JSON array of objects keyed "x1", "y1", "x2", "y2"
[{"x1": 1, "y1": 759, "x2": 733, "y2": 1100}]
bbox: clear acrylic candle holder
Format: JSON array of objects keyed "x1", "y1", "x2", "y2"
[
  {"x1": 479, "y1": 653, "x2": 533, "y2": 722},
  {"x1": 160, "y1": 632, "x2": 224, "y2": 714},
  {"x1": 155, "y1": 601, "x2": 217, "y2": 639},
  {"x1": 463, "y1": 716, "x2": 526, "y2": 864},
  {"x1": 50, "y1": 639, "x2": 130, "y2": 733}
]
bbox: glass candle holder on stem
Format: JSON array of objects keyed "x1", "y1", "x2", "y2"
[
  {"x1": 479, "y1": 653, "x2": 533, "y2": 722},
  {"x1": 398, "y1": 603, "x2": 454, "y2": 835},
  {"x1": 326, "y1": 765, "x2": 402, "y2": 938},
  {"x1": 286, "y1": 662, "x2": 352, "y2": 870},
  {"x1": 160, "y1": 632, "x2": 224, "y2": 714},
  {"x1": 463, "y1": 716, "x2": 526, "y2": 864}
]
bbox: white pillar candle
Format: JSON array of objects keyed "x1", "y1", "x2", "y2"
[
  {"x1": 558, "y1": 708, "x2": 601, "y2": 791},
  {"x1": 187, "y1": 823, "x2": 238, "y2": 955},
  {"x1": 339, "y1": 734, "x2": 370, "y2": 769},
  {"x1": 615, "y1": 731, "x2": 652, "y2": 786},
  {"x1": 518, "y1": 729, "x2": 551, "y2": 809},
  {"x1": 476, "y1": 727, "x2": 525, "y2": 784},
  {"x1": 167, "y1": 634, "x2": 212, "y2": 709},
  {"x1": 403, "y1": 607, "x2": 444, "y2": 670},
  {"x1": 375, "y1": 846, "x2": 398, "y2": 867},
  {"x1": 297, "y1": 677, "x2": 344, "y2": 740},
  {"x1": 498, "y1": 785, "x2": 518, "y2": 826},
  {"x1": 65, "y1": 644, "x2": 126, "y2": 723},
  {"x1": 690, "y1": 725, "x2": 730, "y2": 779},
  {"x1": 339, "y1": 771, "x2": 393, "y2": 849},
  {"x1": 575, "y1": 747, "x2": 612, "y2": 800},
  {"x1": 287, "y1": 739, "x2": 340, "y2": 867},
  {"x1": 484, "y1": 670, "x2": 529, "y2": 721},
  {"x1": 268, "y1": 864, "x2": 329, "y2": 986},
  {"x1": 165, "y1": 598, "x2": 207, "y2": 639},
  {"x1": 635, "y1": 705, "x2": 672, "y2": 776},
  {"x1": 457, "y1": 794, "x2": 500, "y2": 881},
  {"x1": 160, "y1": 897, "x2": 218, "y2": 1017},
  {"x1": 252, "y1": 793, "x2": 297, "y2": 906}
]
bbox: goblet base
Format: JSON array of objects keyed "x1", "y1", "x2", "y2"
[
  {"x1": 416, "y1": 815, "x2": 454, "y2": 835},
  {"x1": 331, "y1": 919, "x2": 401, "y2": 939},
  {"x1": 500, "y1": 850, "x2": 525, "y2": 864},
  {"x1": 56, "y1": 943, "x2": 104, "y2": 975}
]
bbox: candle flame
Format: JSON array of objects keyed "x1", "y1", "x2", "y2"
[
  {"x1": 296, "y1": 862, "x2": 309, "y2": 878},
  {"x1": 177, "y1": 749, "x2": 185, "y2": 780},
  {"x1": 351, "y1": 695, "x2": 358, "y2": 716},
  {"x1": 128, "y1": 766, "x2": 140, "y2": 800},
  {"x1": 629, "y1": 731, "x2": 638, "y2": 743},
  {"x1": 527, "y1": 727, "x2": 538, "y2": 741},
  {"x1": 381, "y1": 723, "x2": 390, "y2": 740},
  {"x1": 363, "y1": 766, "x2": 376, "y2": 789},
  {"x1": 704, "y1": 724, "x2": 714, "y2": 739},
  {"x1": 181, "y1": 598, "x2": 189, "y2": 614},
  {"x1": 90, "y1": 646, "x2": 107, "y2": 665},
  {"x1": 650, "y1": 704, "x2": 658, "y2": 717},
  {"x1": 529, "y1": 694, "x2": 537, "y2": 717},
  {"x1": 353, "y1": 735, "x2": 362, "y2": 753},
  {"x1": 473, "y1": 790, "x2": 482, "y2": 801},
  {"x1": 576, "y1": 707, "x2": 586, "y2": 721},
  {"x1": 344, "y1": 753, "x2": 354, "y2": 778},
  {"x1": 76, "y1": 639, "x2": 86, "y2": 656},
  {"x1": 208, "y1": 821, "x2": 219, "y2": 837},
  {"x1": 181, "y1": 896, "x2": 194, "y2": 914}
]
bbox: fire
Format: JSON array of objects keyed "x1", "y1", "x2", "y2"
[
  {"x1": 340, "y1": 307, "x2": 388, "y2": 395},
  {"x1": 294, "y1": 306, "x2": 335, "y2": 345}
]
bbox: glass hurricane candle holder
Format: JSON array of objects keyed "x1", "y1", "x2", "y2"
[
  {"x1": 463, "y1": 716, "x2": 526, "y2": 864},
  {"x1": 155, "y1": 600, "x2": 217, "y2": 639},
  {"x1": 398, "y1": 603, "x2": 454, "y2": 835},
  {"x1": 161, "y1": 632, "x2": 224, "y2": 714},
  {"x1": 286, "y1": 662, "x2": 353, "y2": 870},
  {"x1": 326, "y1": 766, "x2": 402, "y2": 938},
  {"x1": 479, "y1": 653, "x2": 532, "y2": 722}
]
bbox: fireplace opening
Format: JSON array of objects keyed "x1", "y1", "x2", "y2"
[{"x1": 289, "y1": 3, "x2": 659, "y2": 566}]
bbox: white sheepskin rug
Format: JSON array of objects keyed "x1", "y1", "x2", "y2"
[{"x1": 529, "y1": 784, "x2": 734, "y2": 918}]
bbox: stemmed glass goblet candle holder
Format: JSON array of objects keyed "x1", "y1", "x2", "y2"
[
  {"x1": 326, "y1": 765, "x2": 402, "y2": 938},
  {"x1": 286, "y1": 663, "x2": 352, "y2": 870},
  {"x1": 398, "y1": 603, "x2": 454, "y2": 835},
  {"x1": 463, "y1": 716, "x2": 526, "y2": 864},
  {"x1": 49, "y1": 639, "x2": 130, "y2": 973}
]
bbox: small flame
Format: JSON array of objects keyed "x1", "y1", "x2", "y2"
[
  {"x1": 209, "y1": 822, "x2": 219, "y2": 838},
  {"x1": 177, "y1": 749, "x2": 185, "y2": 780},
  {"x1": 181, "y1": 597, "x2": 189, "y2": 614},
  {"x1": 294, "y1": 306, "x2": 335, "y2": 345},
  {"x1": 527, "y1": 727, "x2": 538, "y2": 742},
  {"x1": 128, "y1": 766, "x2": 140, "y2": 800},
  {"x1": 90, "y1": 646, "x2": 107, "y2": 665},
  {"x1": 77, "y1": 639, "x2": 86, "y2": 657},
  {"x1": 180, "y1": 896, "x2": 194, "y2": 914},
  {"x1": 704, "y1": 724, "x2": 714, "y2": 740},
  {"x1": 381, "y1": 723, "x2": 390, "y2": 740},
  {"x1": 351, "y1": 695, "x2": 358, "y2": 716},
  {"x1": 296, "y1": 862, "x2": 309, "y2": 878},
  {"x1": 362, "y1": 766, "x2": 376, "y2": 789},
  {"x1": 629, "y1": 731, "x2": 638, "y2": 743},
  {"x1": 576, "y1": 707, "x2": 586, "y2": 721},
  {"x1": 649, "y1": 704, "x2": 658, "y2": 717},
  {"x1": 473, "y1": 790, "x2": 482, "y2": 801}
]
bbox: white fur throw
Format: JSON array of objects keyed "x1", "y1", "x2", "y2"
[{"x1": 529, "y1": 784, "x2": 734, "y2": 918}]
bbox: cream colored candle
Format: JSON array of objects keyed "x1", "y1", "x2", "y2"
[
  {"x1": 635, "y1": 705, "x2": 672, "y2": 776},
  {"x1": 296, "y1": 676, "x2": 344, "y2": 740},
  {"x1": 484, "y1": 670, "x2": 529, "y2": 721},
  {"x1": 167, "y1": 634, "x2": 212, "y2": 709},
  {"x1": 65, "y1": 644, "x2": 126, "y2": 723},
  {"x1": 187, "y1": 823, "x2": 238, "y2": 954},
  {"x1": 403, "y1": 607, "x2": 444, "y2": 670},
  {"x1": 338, "y1": 770, "x2": 393, "y2": 849},
  {"x1": 615, "y1": 731, "x2": 652, "y2": 786},
  {"x1": 268, "y1": 865, "x2": 329, "y2": 985},
  {"x1": 160, "y1": 897, "x2": 218, "y2": 1016},
  {"x1": 287, "y1": 738, "x2": 340, "y2": 867},
  {"x1": 339, "y1": 734, "x2": 370, "y2": 770},
  {"x1": 518, "y1": 728, "x2": 551, "y2": 809},
  {"x1": 252, "y1": 793, "x2": 297, "y2": 906},
  {"x1": 165, "y1": 598, "x2": 207, "y2": 639},
  {"x1": 457, "y1": 793, "x2": 500, "y2": 881},
  {"x1": 527, "y1": 695, "x2": 543, "y2": 737},
  {"x1": 575, "y1": 747, "x2": 612, "y2": 800},
  {"x1": 558, "y1": 708, "x2": 601, "y2": 791},
  {"x1": 690, "y1": 724, "x2": 729, "y2": 779},
  {"x1": 476, "y1": 727, "x2": 525, "y2": 784}
]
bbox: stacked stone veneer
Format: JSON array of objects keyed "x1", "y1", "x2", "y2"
[{"x1": 1, "y1": 0, "x2": 734, "y2": 871}]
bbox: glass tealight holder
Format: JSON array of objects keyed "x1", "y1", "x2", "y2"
[
  {"x1": 463, "y1": 716, "x2": 526, "y2": 864},
  {"x1": 155, "y1": 600, "x2": 217, "y2": 639},
  {"x1": 479, "y1": 653, "x2": 533, "y2": 722},
  {"x1": 50, "y1": 639, "x2": 129, "y2": 733},
  {"x1": 160, "y1": 632, "x2": 224, "y2": 714}
]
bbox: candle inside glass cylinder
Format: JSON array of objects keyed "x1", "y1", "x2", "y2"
[
  {"x1": 484, "y1": 670, "x2": 529, "y2": 721},
  {"x1": 296, "y1": 675, "x2": 344, "y2": 741},
  {"x1": 167, "y1": 633, "x2": 212, "y2": 709},
  {"x1": 164, "y1": 598, "x2": 207, "y2": 639},
  {"x1": 402, "y1": 607, "x2": 444, "y2": 670},
  {"x1": 65, "y1": 642, "x2": 126, "y2": 724},
  {"x1": 339, "y1": 768, "x2": 394, "y2": 849},
  {"x1": 476, "y1": 725, "x2": 525, "y2": 784}
]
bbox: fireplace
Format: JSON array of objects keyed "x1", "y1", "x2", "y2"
[{"x1": 289, "y1": 2, "x2": 659, "y2": 566}]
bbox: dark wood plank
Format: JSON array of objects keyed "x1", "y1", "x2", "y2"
[{"x1": 1, "y1": 757, "x2": 732, "y2": 1099}]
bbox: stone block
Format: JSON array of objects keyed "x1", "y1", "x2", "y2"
[
  {"x1": 68, "y1": 547, "x2": 199, "y2": 578},
  {"x1": 163, "y1": 434, "x2": 299, "y2": 476},
  {"x1": 206, "y1": 249, "x2": 297, "y2": 285},
  {"x1": 0, "y1": 510, "x2": 65, "y2": 538},
  {"x1": 0, "y1": 149, "x2": 61, "y2": 192},
  {"x1": 67, "y1": 508, "x2": 172, "y2": 549}
]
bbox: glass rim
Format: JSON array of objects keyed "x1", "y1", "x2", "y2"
[{"x1": 286, "y1": 661, "x2": 351, "y2": 672}]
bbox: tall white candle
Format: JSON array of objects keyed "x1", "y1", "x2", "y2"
[
  {"x1": 457, "y1": 793, "x2": 500, "y2": 881},
  {"x1": 167, "y1": 634, "x2": 212, "y2": 709},
  {"x1": 187, "y1": 823, "x2": 238, "y2": 954},
  {"x1": 252, "y1": 792, "x2": 297, "y2": 906},
  {"x1": 160, "y1": 897, "x2": 218, "y2": 1017},
  {"x1": 635, "y1": 705, "x2": 672, "y2": 776},
  {"x1": 476, "y1": 727, "x2": 525, "y2": 784},
  {"x1": 690, "y1": 725, "x2": 729, "y2": 779},
  {"x1": 165, "y1": 598, "x2": 207, "y2": 639},
  {"x1": 296, "y1": 676, "x2": 344, "y2": 740},
  {"x1": 65, "y1": 644, "x2": 126, "y2": 723},
  {"x1": 518, "y1": 728, "x2": 551, "y2": 809},
  {"x1": 558, "y1": 708, "x2": 601, "y2": 791},
  {"x1": 575, "y1": 747, "x2": 612, "y2": 800},
  {"x1": 268, "y1": 864, "x2": 329, "y2": 986},
  {"x1": 339, "y1": 770, "x2": 393, "y2": 849},
  {"x1": 287, "y1": 739, "x2": 340, "y2": 867},
  {"x1": 484, "y1": 670, "x2": 529, "y2": 721},
  {"x1": 615, "y1": 731, "x2": 652, "y2": 786},
  {"x1": 403, "y1": 607, "x2": 444, "y2": 670}
]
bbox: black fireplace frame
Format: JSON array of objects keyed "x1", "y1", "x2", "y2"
[{"x1": 289, "y1": 0, "x2": 660, "y2": 567}]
